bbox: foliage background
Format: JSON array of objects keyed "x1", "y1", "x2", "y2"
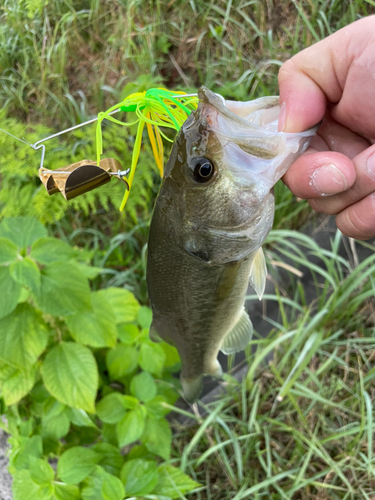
[{"x1": 1, "y1": 0, "x2": 375, "y2": 499}]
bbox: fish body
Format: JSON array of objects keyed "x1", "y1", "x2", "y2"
[{"x1": 147, "y1": 87, "x2": 317, "y2": 402}]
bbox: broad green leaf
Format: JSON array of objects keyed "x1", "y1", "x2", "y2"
[
  {"x1": 10, "y1": 257, "x2": 41, "y2": 294},
  {"x1": 13, "y1": 469, "x2": 53, "y2": 500},
  {"x1": 117, "y1": 323, "x2": 139, "y2": 344},
  {"x1": 156, "y1": 465, "x2": 201, "y2": 498},
  {"x1": 0, "y1": 303, "x2": 48, "y2": 368},
  {"x1": 0, "y1": 237, "x2": 18, "y2": 264},
  {"x1": 101, "y1": 472, "x2": 125, "y2": 500},
  {"x1": 81, "y1": 467, "x2": 106, "y2": 500},
  {"x1": 43, "y1": 398, "x2": 65, "y2": 420},
  {"x1": 66, "y1": 408, "x2": 98, "y2": 429},
  {"x1": 143, "y1": 416, "x2": 171, "y2": 460},
  {"x1": 96, "y1": 393, "x2": 127, "y2": 424},
  {"x1": 29, "y1": 457, "x2": 54, "y2": 484},
  {"x1": 116, "y1": 406, "x2": 145, "y2": 448},
  {"x1": 121, "y1": 395, "x2": 139, "y2": 409},
  {"x1": 139, "y1": 342, "x2": 166, "y2": 376},
  {"x1": 30, "y1": 237, "x2": 75, "y2": 265},
  {"x1": 137, "y1": 306, "x2": 152, "y2": 328},
  {"x1": 161, "y1": 342, "x2": 181, "y2": 369},
  {"x1": 130, "y1": 371, "x2": 157, "y2": 402},
  {"x1": 120, "y1": 458, "x2": 158, "y2": 496},
  {"x1": 97, "y1": 287, "x2": 140, "y2": 323},
  {"x1": 145, "y1": 396, "x2": 170, "y2": 419},
  {"x1": 0, "y1": 217, "x2": 47, "y2": 249},
  {"x1": 54, "y1": 483, "x2": 80, "y2": 500},
  {"x1": 36, "y1": 262, "x2": 92, "y2": 317},
  {"x1": 92, "y1": 443, "x2": 124, "y2": 476},
  {"x1": 1, "y1": 365, "x2": 36, "y2": 405},
  {"x1": 0, "y1": 266, "x2": 22, "y2": 318},
  {"x1": 10, "y1": 435, "x2": 43, "y2": 471},
  {"x1": 76, "y1": 264, "x2": 103, "y2": 279},
  {"x1": 66, "y1": 292, "x2": 117, "y2": 348},
  {"x1": 41, "y1": 342, "x2": 98, "y2": 413},
  {"x1": 58, "y1": 446, "x2": 100, "y2": 484},
  {"x1": 42, "y1": 410, "x2": 70, "y2": 440},
  {"x1": 106, "y1": 344, "x2": 138, "y2": 379}
]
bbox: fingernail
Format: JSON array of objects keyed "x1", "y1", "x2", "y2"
[
  {"x1": 278, "y1": 102, "x2": 287, "y2": 132},
  {"x1": 310, "y1": 164, "x2": 348, "y2": 196},
  {"x1": 366, "y1": 152, "x2": 375, "y2": 180}
]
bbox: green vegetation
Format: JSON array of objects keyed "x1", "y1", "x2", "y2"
[
  {"x1": 0, "y1": 216, "x2": 200, "y2": 499},
  {"x1": 1, "y1": 0, "x2": 375, "y2": 499}
]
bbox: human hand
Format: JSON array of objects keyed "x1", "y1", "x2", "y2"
[{"x1": 278, "y1": 15, "x2": 375, "y2": 240}]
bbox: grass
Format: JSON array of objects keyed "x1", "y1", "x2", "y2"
[
  {"x1": 171, "y1": 230, "x2": 375, "y2": 499},
  {"x1": 1, "y1": 0, "x2": 375, "y2": 499}
]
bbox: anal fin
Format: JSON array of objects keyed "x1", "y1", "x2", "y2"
[
  {"x1": 220, "y1": 308, "x2": 253, "y2": 355},
  {"x1": 249, "y1": 247, "x2": 267, "y2": 300}
]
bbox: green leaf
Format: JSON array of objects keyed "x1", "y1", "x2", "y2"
[
  {"x1": 143, "y1": 416, "x2": 171, "y2": 460},
  {"x1": 10, "y1": 435, "x2": 43, "y2": 471},
  {"x1": 66, "y1": 292, "x2": 117, "y2": 348},
  {"x1": 92, "y1": 443, "x2": 124, "y2": 476},
  {"x1": 97, "y1": 288, "x2": 140, "y2": 323},
  {"x1": 76, "y1": 264, "x2": 103, "y2": 279},
  {"x1": 54, "y1": 483, "x2": 80, "y2": 500},
  {"x1": 96, "y1": 393, "x2": 127, "y2": 424},
  {"x1": 120, "y1": 458, "x2": 158, "y2": 496},
  {"x1": 0, "y1": 266, "x2": 22, "y2": 318},
  {"x1": 0, "y1": 237, "x2": 18, "y2": 264},
  {"x1": 13, "y1": 469, "x2": 53, "y2": 500},
  {"x1": 10, "y1": 257, "x2": 41, "y2": 294},
  {"x1": 36, "y1": 262, "x2": 92, "y2": 317},
  {"x1": 1, "y1": 365, "x2": 36, "y2": 405},
  {"x1": 145, "y1": 396, "x2": 170, "y2": 419},
  {"x1": 161, "y1": 342, "x2": 181, "y2": 369},
  {"x1": 116, "y1": 406, "x2": 145, "y2": 448},
  {"x1": 130, "y1": 371, "x2": 157, "y2": 402},
  {"x1": 58, "y1": 446, "x2": 100, "y2": 484},
  {"x1": 29, "y1": 457, "x2": 54, "y2": 485},
  {"x1": 137, "y1": 306, "x2": 152, "y2": 328},
  {"x1": 0, "y1": 217, "x2": 47, "y2": 249},
  {"x1": 30, "y1": 237, "x2": 75, "y2": 265},
  {"x1": 0, "y1": 303, "x2": 48, "y2": 368},
  {"x1": 117, "y1": 323, "x2": 139, "y2": 344},
  {"x1": 41, "y1": 342, "x2": 98, "y2": 413},
  {"x1": 82, "y1": 466, "x2": 105, "y2": 500},
  {"x1": 121, "y1": 395, "x2": 139, "y2": 409},
  {"x1": 66, "y1": 408, "x2": 98, "y2": 429},
  {"x1": 156, "y1": 465, "x2": 201, "y2": 498},
  {"x1": 139, "y1": 342, "x2": 166, "y2": 376},
  {"x1": 106, "y1": 344, "x2": 138, "y2": 379},
  {"x1": 42, "y1": 410, "x2": 70, "y2": 440},
  {"x1": 101, "y1": 472, "x2": 125, "y2": 500}
]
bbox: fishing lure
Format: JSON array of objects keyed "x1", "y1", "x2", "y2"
[{"x1": 0, "y1": 88, "x2": 198, "y2": 209}]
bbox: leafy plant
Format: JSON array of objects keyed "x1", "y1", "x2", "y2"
[
  {"x1": 0, "y1": 216, "x2": 200, "y2": 500},
  {"x1": 0, "y1": 114, "x2": 160, "y2": 225}
]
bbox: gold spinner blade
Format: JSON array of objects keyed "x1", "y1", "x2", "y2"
[{"x1": 39, "y1": 158, "x2": 126, "y2": 200}]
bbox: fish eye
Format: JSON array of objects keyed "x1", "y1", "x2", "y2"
[{"x1": 192, "y1": 157, "x2": 215, "y2": 183}]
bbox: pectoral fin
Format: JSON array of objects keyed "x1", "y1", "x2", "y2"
[
  {"x1": 249, "y1": 247, "x2": 267, "y2": 300},
  {"x1": 220, "y1": 308, "x2": 253, "y2": 355}
]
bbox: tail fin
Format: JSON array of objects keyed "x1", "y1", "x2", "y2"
[{"x1": 180, "y1": 375, "x2": 203, "y2": 404}]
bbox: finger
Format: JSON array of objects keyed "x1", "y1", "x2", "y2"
[
  {"x1": 308, "y1": 144, "x2": 375, "y2": 215},
  {"x1": 336, "y1": 192, "x2": 375, "y2": 240},
  {"x1": 278, "y1": 16, "x2": 375, "y2": 134},
  {"x1": 317, "y1": 115, "x2": 371, "y2": 159},
  {"x1": 282, "y1": 151, "x2": 356, "y2": 199}
]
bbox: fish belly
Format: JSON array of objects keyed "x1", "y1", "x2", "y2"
[{"x1": 147, "y1": 205, "x2": 253, "y2": 383}]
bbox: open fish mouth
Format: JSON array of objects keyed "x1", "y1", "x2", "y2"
[{"x1": 196, "y1": 86, "x2": 319, "y2": 193}]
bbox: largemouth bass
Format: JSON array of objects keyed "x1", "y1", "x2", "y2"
[{"x1": 147, "y1": 86, "x2": 318, "y2": 403}]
